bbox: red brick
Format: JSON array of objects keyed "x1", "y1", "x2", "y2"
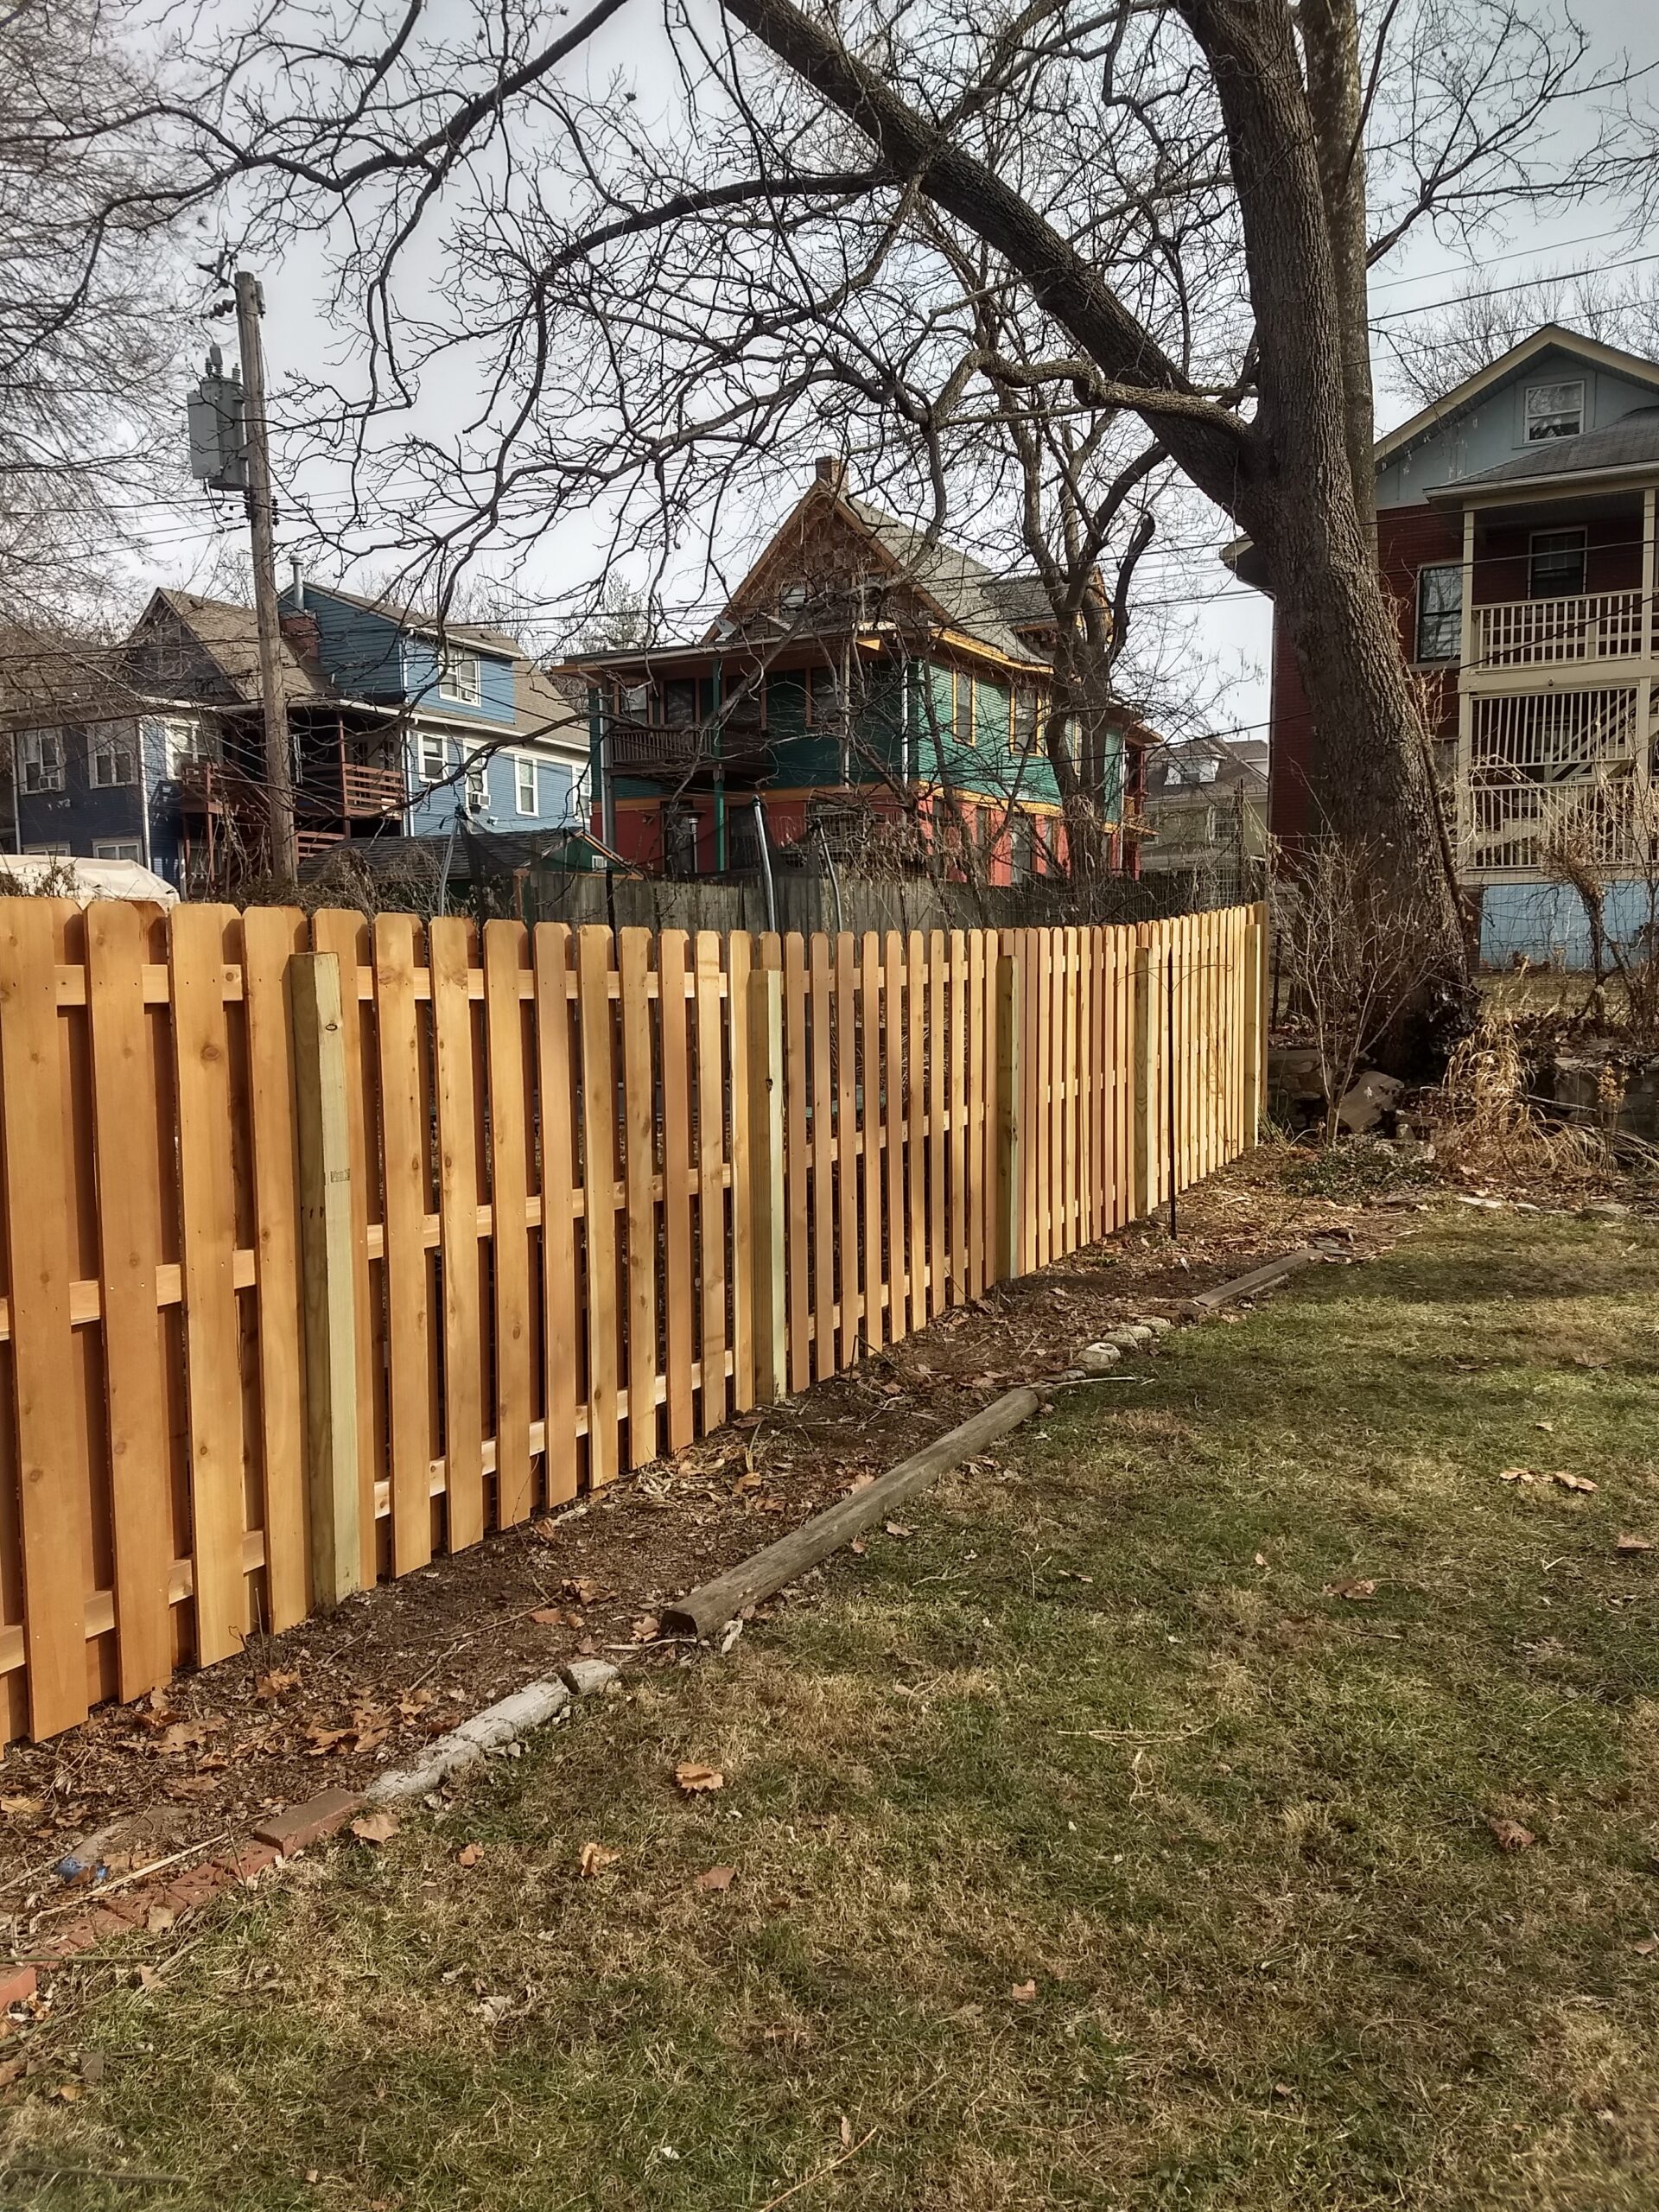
[
  {"x1": 164, "y1": 1869, "x2": 223, "y2": 1911},
  {"x1": 0, "y1": 1966, "x2": 36, "y2": 2012},
  {"x1": 215, "y1": 1841, "x2": 281, "y2": 1885},
  {"x1": 251, "y1": 1789, "x2": 364, "y2": 1857}
]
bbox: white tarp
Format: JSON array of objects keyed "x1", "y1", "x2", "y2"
[{"x1": 0, "y1": 855, "x2": 180, "y2": 906}]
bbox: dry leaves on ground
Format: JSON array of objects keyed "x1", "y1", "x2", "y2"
[
  {"x1": 578, "y1": 1841, "x2": 620, "y2": 1878},
  {"x1": 693, "y1": 1865, "x2": 736, "y2": 1892},
  {"x1": 674, "y1": 1762, "x2": 724, "y2": 1795},
  {"x1": 1324, "y1": 1579, "x2": 1377, "y2": 1600},
  {"x1": 1616, "y1": 1533, "x2": 1655, "y2": 1554},
  {"x1": 884, "y1": 1522, "x2": 916, "y2": 1540},
  {"x1": 351, "y1": 1811, "x2": 400, "y2": 1846},
  {"x1": 1498, "y1": 1468, "x2": 1599, "y2": 1493},
  {"x1": 456, "y1": 1841, "x2": 483, "y2": 1869},
  {"x1": 1009, "y1": 1980, "x2": 1038, "y2": 2002},
  {"x1": 1486, "y1": 1815, "x2": 1537, "y2": 1853}
]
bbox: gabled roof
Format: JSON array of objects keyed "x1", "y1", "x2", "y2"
[
  {"x1": 144, "y1": 588, "x2": 334, "y2": 709},
  {"x1": 1145, "y1": 734, "x2": 1268, "y2": 798},
  {"x1": 1373, "y1": 323, "x2": 1659, "y2": 474}
]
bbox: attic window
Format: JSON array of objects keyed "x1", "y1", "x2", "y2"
[
  {"x1": 779, "y1": 583, "x2": 808, "y2": 613},
  {"x1": 438, "y1": 649, "x2": 480, "y2": 705},
  {"x1": 1170, "y1": 752, "x2": 1220, "y2": 786},
  {"x1": 1525, "y1": 380, "x2": 1583, "y2": 442}
]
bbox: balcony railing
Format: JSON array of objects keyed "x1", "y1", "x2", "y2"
[
  {"x1": 605, "y1": 716, "x2": 772, "y2": 778},
  {"x1": 338, "y1": 762, "x2": 406, "y2": 817},
  {"x1": 1470, "y1": 590, "x2": 1649, "y2": 672}
]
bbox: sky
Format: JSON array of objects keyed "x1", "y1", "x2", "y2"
[{"x1": 137, "y1": 0, "x2": 1659, "y2": 747}]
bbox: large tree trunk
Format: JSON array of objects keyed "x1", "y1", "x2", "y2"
[{"x1": 1300, "y1": 0, "x2": 1376, "y2": 537}]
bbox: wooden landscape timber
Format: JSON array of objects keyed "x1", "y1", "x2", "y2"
[{"x1": 0, "y1": 897, "x2": 1267, "y2": 1741}]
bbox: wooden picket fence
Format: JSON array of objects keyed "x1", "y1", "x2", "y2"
[{"x1": 0, "y1": 897, "x2": 1266, "y2": 1743}]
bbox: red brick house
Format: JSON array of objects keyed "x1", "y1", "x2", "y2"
[{"x1": 1233, "y1": 326, "x2": 1659, "y2": 963}]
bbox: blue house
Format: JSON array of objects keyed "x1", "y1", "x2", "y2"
[{"x1": 9, "y1": 581, "x2": 590, "y2": 893}]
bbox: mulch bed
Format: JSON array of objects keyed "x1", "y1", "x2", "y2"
[{"x1": 0, "y1": 1154, "x2": 1409, "y2": 1948}]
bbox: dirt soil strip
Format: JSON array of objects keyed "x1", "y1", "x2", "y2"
[{"x1": 0, "y1": 1160, "x2": 1402, "y2": 1943}]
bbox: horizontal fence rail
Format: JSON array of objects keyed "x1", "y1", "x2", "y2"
[{"x1": 0, "y1": 898, "x2": 1265, "y2": 1741}]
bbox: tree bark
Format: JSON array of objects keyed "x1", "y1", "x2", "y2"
[{"x1": 1300, "y1": 0, "x2": 1376, "y2": 537}]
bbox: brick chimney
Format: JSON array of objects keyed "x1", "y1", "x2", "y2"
[
  {"x1": 815, "y1": 454, "x2": 848, "y2": 495},
  {"x1": 279, "y1": 557, "x2": 321, "y2": 662},
  {"x1": 280, "y1": 607, "x2": 321, "y2": 662}
]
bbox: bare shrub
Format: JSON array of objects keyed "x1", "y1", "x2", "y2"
[
  {"x1": 1273, "y1": 837, "x2": 1450, "y2": 1139},
  {"x1": 1541, "y1": 782, "x2": 1659, "y2": 1048},
  {"x1": 1430, "y1": 1009, "x2": 1636, "y2": 1191}
]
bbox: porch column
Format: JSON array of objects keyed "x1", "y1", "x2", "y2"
[
  {"x1": 1456, "y1": 506, "x2": 1477, "y2": 871},
  {"x1": 1643, "y1": 487, "x2": 1656, "y2": 664}
]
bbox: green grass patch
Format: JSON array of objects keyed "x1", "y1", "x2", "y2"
[{"x1": 10, "y1": 1215, "x2": 1659, "y2": 2210}]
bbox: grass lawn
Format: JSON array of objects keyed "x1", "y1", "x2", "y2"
[{"x1": 10, "y1": 1211, "x2": 1659, "y2": 2210}]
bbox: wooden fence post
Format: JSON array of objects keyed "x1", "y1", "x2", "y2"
[
  {"x1": 747, "y1": 963, "x2": 787, "y2": 1402},
  {"x1": 290, "y1": 950, "x2": 361, "y2": 1608},
  {"x1": 1131, "y1": 927, "x2": 1154, "y2": 1221},
  {"x1": 1252, "y1": 899, "x2": 1271, "y2": 1138},
  {"x1": 994, "y1": 941, "x2": 1020, "y2": 1283}
]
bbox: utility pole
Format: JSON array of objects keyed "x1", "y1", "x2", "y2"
[{"x1": 232, "y1": 270, "x2": 297, "y2": 881}]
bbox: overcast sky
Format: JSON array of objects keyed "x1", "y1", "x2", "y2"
[{"x1": 142, "y1": 0, "x2": 1659, "y2": 746}]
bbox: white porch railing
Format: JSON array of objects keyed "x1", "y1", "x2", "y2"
[{"x1": 1471, "y1": 589, "x2": 1648, "y2": 671}]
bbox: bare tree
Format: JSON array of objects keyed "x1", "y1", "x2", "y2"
[
  {"x1": 75, "y1": 0, "x2": 1643, "y2": 1039},
  {"x1": 1275, "y1": 836, "x2": 1446, "y2": 1139},
  {"x1": 0, "y1": 0, "x2": 192, "y2": 634},
  {"x1": 1383, "y1": 268, "x2": 1659, "y2": 410}
]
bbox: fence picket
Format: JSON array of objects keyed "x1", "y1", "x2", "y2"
[
  {"x1": 373, "y1": 913, "x2": 434, "y2": 1573},
  {"x1": 485, "y1": 921, "x2": 533, "y2": 1527}
]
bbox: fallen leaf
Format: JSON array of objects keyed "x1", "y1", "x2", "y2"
[
  {"x1": 839, "y1": 2113, "x2": 854, "y2": 2148},
  {"x1": 694, "y1": 1865, "x2": 736, "y2": 1892},
  {"x1": 579, "y1": 1841, "x2": 620, "y2": 1878},
  {"x1": 1617, "y1": 1533, "x2": 1656, "y2": 1554},
  {"x1": 0, "y1": 1796, "x2": 40, "y2": 1819},
  {"x1": 1634, "y1": 1937, "x2": 1658, "y2": 1957},
  {"x1": 562, "y1": 1577, "x2": 601, "y2": 1605},
  {"x1": 529, "y1": 1608, "x2": 564, "y2": 1627},
  {"x1": 1551, "y1": 1471, "x2": 1598, "y2": 1494},
  {"x1": 1323, "y1": 1579, "x2": 1377, "y2": 1601},
  {"x1": 1009, "y1": 1980, "x2": 1038, "y2": 2003},
  {"x1": 134, "y1": 1967, "x2": 160, "y2": 1993},
  {"x1": 1498, "y1": 1467, "x2": 1536, "y2": 1484},
  {"x1": 351, "y1": 1811, "x2": 400, "y2": 1847},
  {"x1": 732, "y1": 1471, "x2": 764, "y2": 1496},
  {"x1": 52, "y1": 2082, "x2": 82, "y2": 2103},
  {"x1": 255, "y1": 1669, "x2": 300, "y2": 1700},
  {"x1": 1486, "y1": 1815, "x2": 1536, "y2": 1853},
  {"x1": 1571, "y1": 1352, "x2": 1610, "y2": 1370},
  {"x1": 845, "y1": 1473, "x2": 875, "y2": 1495},
  {"x1": 302, "y1": 1723, "x2": 350, "y2": 1756},
  {"x1": 145, "y1": 1905, "x2": 175, "y2": 1936},
  {"x1": 884, "y1": 1521, "x2": 916, "y2": 1540},
  {"x1": 456, "y1": 1841, "x2": 483, "y2": 1868},
  {"x1": 674, "y1": 1762, "x2": 725, "y2": 1795},
  {"x1": 1253, "y1": 1552, "x2": 1268, "y2": 1568},
  {"x1": 631, "y1": 1614, "x2": 662, "y2": 1643},
  {"x1": 1535, "y1": 1420, "x2": 1555, "y2": 1434},
  {"x1": 161, "y1": 1719, "x2": 217, "y2": 1755},
  {"x1": 881, "y1": 1381, "x2": 904, "y2": 1397},
  {"x1": 849, "y1": 1539, "x2": 867, "y2": 1556}
]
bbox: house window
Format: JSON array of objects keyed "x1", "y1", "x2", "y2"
[
  {"x1": 420, "y1": 732, "x2": 448, "y2": 788},
  {"x1": 806, "y1": 664, "x2": 844, "y2": 728},
  {"x1": 438, "y1": 650, "x2": 480, "y2": 706},
  {"x1": 464, "y1": 750, "x2": 488, "y2": 814},
  {"x1": 1009, "y1": 809, "x2": 1034, "y2": 884},
  {"x1": 25, "y1": 841, "x2": 71, "y2": 856},
  {"x1": 93, "y1": 839, "x2": 142, "y2": 863},
  {"x1": 662, "y1": 678, "x2": 698, "y2": 728},
  {"x1": 1011, "y1": 683, "x2": 1039, "y2": 753},
  {"x1": 1414, "y1": 565, "x2": 1463, "y2": 662},
  {"x1": 17, "y1": 730, "x2": 64, "y2": 793},
  {"x1": 515, "y1": 756, "x2": 537, "y2": 816},
  {"x1": 90, "y1": 725, "x2": 137, "y2": 787},
  {"x1": 664, "y1": 804, "x2": 699, "y2": 878},
  {"x1": 1529, "y1": 529, "x2": 1586, "y2": 599},
  {"x1": 165, "y1": 719, "x2": 215, "y2": 775},
  {"x1": 1525, "y1": 381, "x2": 1584, "y2": 442}
]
